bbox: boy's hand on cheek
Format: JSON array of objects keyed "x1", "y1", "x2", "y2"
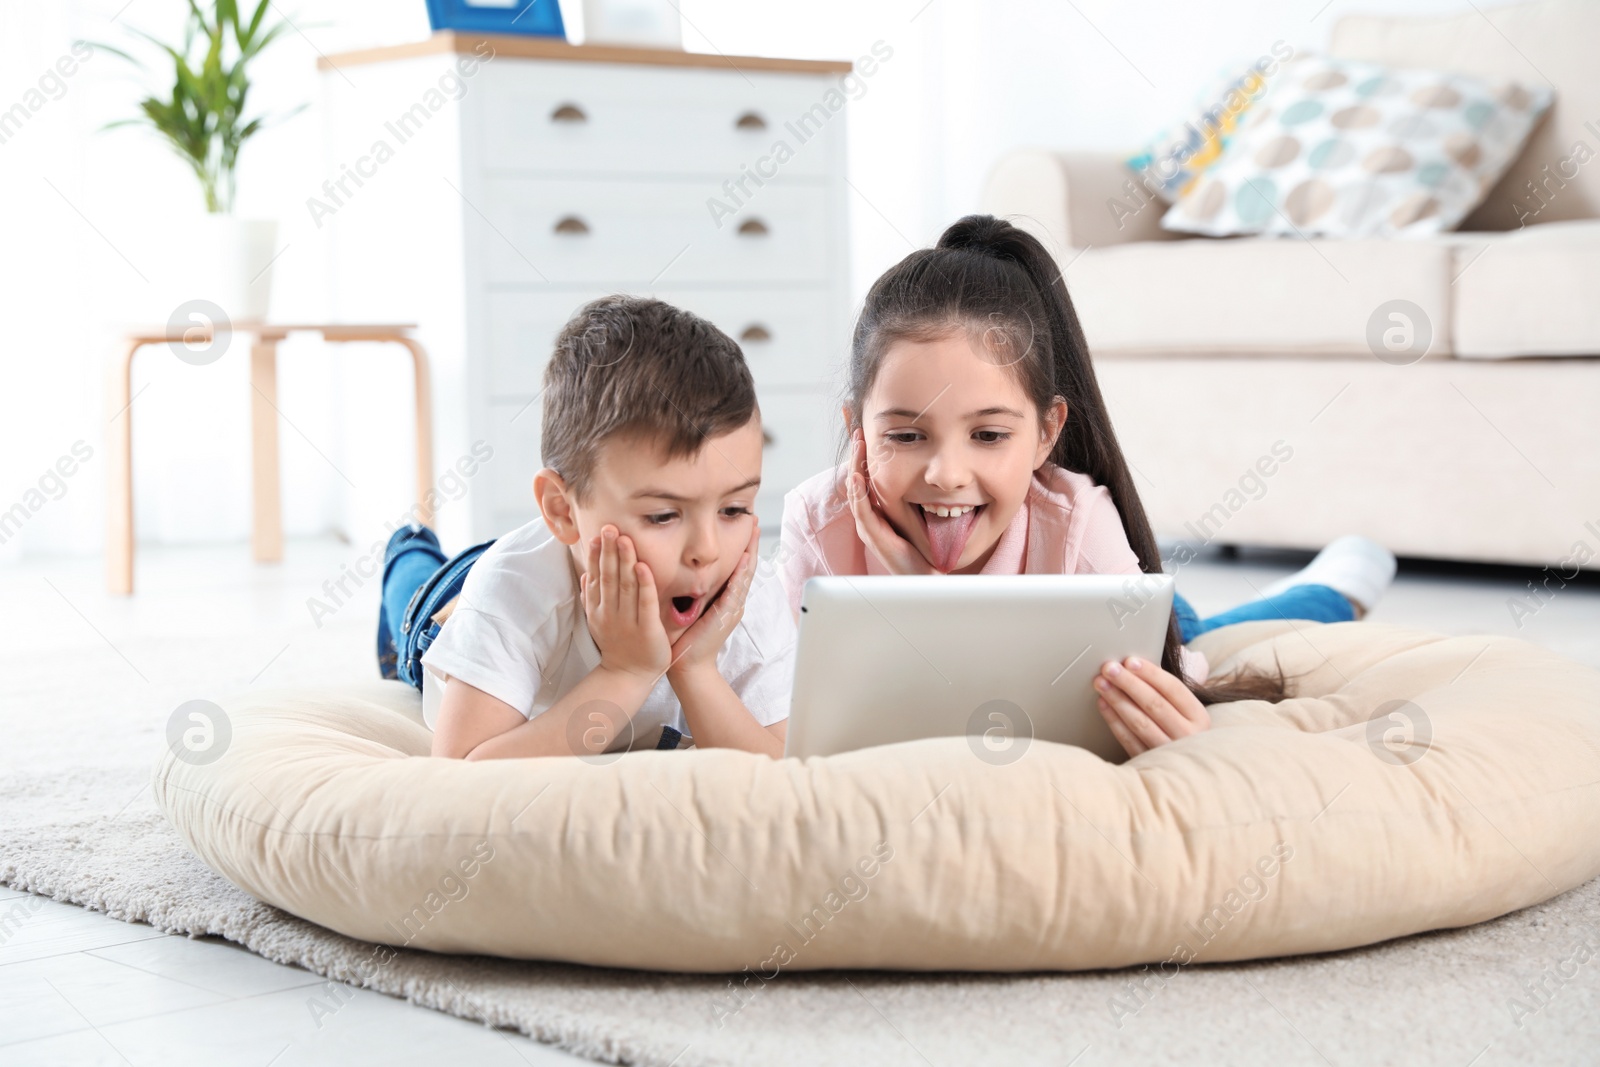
[
  {"x1": 848, "y1": 429, "x2": 936, "y2": 576},
  {"x1": 668, "y1": 521, "x2": 759, "y2": 679},
  {"x1": 582, "y1": 525, "x2": 672, "y2": 681}
]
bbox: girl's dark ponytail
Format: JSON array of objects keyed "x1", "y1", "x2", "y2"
[{"x1": 853, "y1": 214, "x2": 1289, "y2": 705}]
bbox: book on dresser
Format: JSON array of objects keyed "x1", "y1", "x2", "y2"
[{"x1": 318, "y1": 33, "x2": 854, "y2": 548}]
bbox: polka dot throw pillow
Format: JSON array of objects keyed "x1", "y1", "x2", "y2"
[
  {"x1": 1160, "y1": 54, "x2": 1552, "y2": 238},
  {"x1": 1125, "y1": 45, "x2": 1294, "y2": 202}
]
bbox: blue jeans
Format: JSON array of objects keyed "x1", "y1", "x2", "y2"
[
  {"x1": 1173, "y1": 585, "x2": 1353, "y2": 643},
  {"x1": 377, "y1": 525, "x2": 496, "y2": 691}
]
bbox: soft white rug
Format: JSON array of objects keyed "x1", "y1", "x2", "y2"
[{"x1": 5, "y1": 559, "x2": 1597, "y2": 1065}]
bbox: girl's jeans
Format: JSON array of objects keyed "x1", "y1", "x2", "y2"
[
  {"x1": 1174, "y1": 583, "x2": 1352, "y2": 642},
  {"x1": 376, "y1": 525, "x2": 1355, "y2": 687}
]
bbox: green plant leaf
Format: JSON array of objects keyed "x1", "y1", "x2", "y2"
[
  {"x1": 244, "y1": 0, "x2": 271, "y2": 47},
  {"x1": 85, "y1": 40, "x2": 144, "y2": 67},
  {"x1": 186, "y1": 0, "x2": 213, "y2": 38},
  {"x1": 242, "y1": 19, "x2": 292, "y2": 61}
]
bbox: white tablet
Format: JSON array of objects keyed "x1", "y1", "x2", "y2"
[{"x1": 783, "y1": 574, "x2": 1175, "y2": 763}]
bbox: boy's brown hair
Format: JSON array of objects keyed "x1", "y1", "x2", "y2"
[{"x1": 542, "y1": 295, "x2": 758, "y2": 500}]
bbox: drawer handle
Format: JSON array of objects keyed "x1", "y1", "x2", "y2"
[
  {"x1": 550, "y1": 103, "x2": 587, "y2": 123},
  {"x1": 737, "y1": 218, "x2": 769, "y2": 237},
  {"x1": 553, "y1": 215, "x2": 590, "y2": 235},
  {"x1": 740, "y1": 324, "x2": 772, "y2": 343},
  {"x1": 735, "y1": 111, "x2": 767, "y2": 131}
]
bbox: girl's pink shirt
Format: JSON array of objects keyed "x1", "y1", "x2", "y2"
[{"x1": 777, "y1": 461, "x2": 1209, "y2": 683}]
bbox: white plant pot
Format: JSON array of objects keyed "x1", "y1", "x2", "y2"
[
  {"x1": 581, "y1": 0, "x2": 682, "y2": 48},
  {"x1": 169, "y1": 216, "x2": 279, "y2": 325}
]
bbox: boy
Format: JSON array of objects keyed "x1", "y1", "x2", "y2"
[{"x1": 408, "y1": 296, "x2": 794, "y2": 759}]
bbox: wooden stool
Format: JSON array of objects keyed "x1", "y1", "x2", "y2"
[{"x1": 107, "y1": 323, "x2": 433, "y2": 595}]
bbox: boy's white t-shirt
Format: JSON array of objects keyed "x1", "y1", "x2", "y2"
[{"x1": 418, "y1": 518, "x2": 795, "y2": 746}]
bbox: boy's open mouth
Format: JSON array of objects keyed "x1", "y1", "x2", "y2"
[
  {"x1": 915, "y1": 503, "x2": 985, "y2": 572},
  {"x1": 669, "y1": 594, "x2": 701, "y2": 628}
]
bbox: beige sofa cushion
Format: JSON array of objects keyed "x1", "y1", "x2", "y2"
[
  {"x1": 1064, "y1": 236, "x2": 1453, "y2": 358},
  {"x1": 1095, "y1": 356, "x2": 1600, "y2": 570},
  {"x1": 1331, "y1": 0, "x2": 1600, "y2": 231},
  {"x1": 1447, "y1": 219, "x2": 1600, "y2": 357},
  {"x1": 153, "y1": 621, "x2": 1600, "y2": 972}
]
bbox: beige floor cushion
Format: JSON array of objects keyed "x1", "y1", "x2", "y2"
[{"x1": 153, "y1": 620, "x2": 1600, "y2": 972}]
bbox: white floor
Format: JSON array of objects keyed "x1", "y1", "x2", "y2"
[
  {"x1": 1, "y1": 535, "x2": 1597, "y2": 1065},
  {"x1": 0, "y1": 887, "x2": 579, "y2": 1065}
]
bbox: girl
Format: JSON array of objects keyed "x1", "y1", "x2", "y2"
[{"x1": 778, "y1": 215, "x2": 1395, "y2": 758}]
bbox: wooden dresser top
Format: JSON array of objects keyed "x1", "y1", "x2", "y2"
[{"x1": 320, "y1": 32, "x2": 853, "y2": 75}]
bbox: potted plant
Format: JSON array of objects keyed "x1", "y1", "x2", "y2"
[{"x1": 101, "y1": 1, "x2": 302, "y2": 321}]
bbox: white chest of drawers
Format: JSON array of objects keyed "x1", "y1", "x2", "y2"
[{"x1": 320, "y1": 34, "x2": 853, "y2": 545}]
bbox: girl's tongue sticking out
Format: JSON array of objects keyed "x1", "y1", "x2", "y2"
[{"x1": 918, "y1": 505, "x2": 982, "y2": 572}]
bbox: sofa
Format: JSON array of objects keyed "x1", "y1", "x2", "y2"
[{"x1": 981, "y1": 0, "x2": 1600, "y2": 572}]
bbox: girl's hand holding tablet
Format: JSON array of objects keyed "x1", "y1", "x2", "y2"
[{"x1": 1094, "y1": 656, "x2": 1211, "y2": 757}]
